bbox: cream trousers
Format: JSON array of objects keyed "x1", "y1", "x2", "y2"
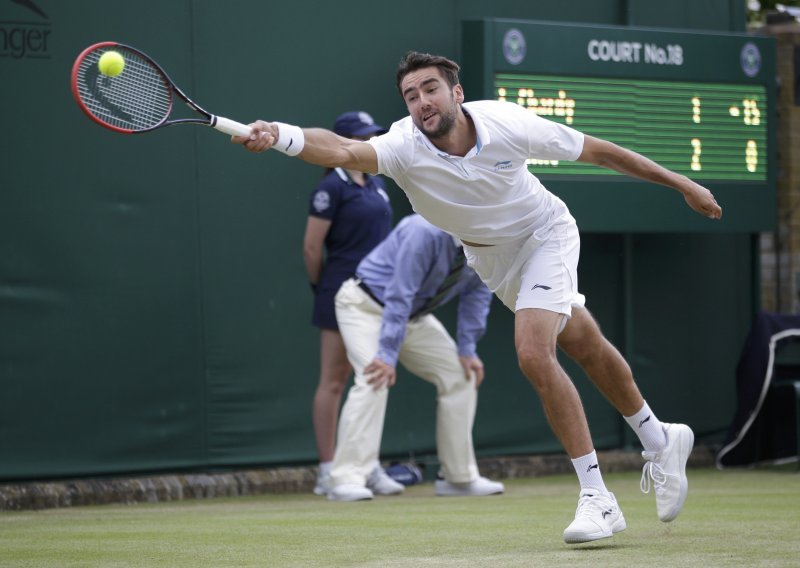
[{"x1": 330, "y1": 278, "x2": 480, "y2": 486}]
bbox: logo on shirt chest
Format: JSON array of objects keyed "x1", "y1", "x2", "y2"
[{"x1": 494, "y1": 160, "x2": 513, "y2": 171}]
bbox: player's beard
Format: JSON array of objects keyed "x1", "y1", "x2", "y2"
[{"x1": 418, "y1": 97, "x2": 458, "y2": 140}]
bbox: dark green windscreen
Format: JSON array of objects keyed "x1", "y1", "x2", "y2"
[{"x1": 0, "y1": 0, "x2": 759, "y2": 480}]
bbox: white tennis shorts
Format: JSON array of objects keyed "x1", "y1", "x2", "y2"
[{"x1": 462, "y1": 218, "x2": 585, "y2": 316}]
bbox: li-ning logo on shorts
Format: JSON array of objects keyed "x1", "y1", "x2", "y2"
[
  {"x1": 532, "y1": 284, "x2": 551, "y2": 291},
  {"x1": 494, "y1": 160, "x2": 512, "y2": 171}
]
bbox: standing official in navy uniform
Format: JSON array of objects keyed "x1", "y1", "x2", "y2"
[{"x1": 302, "y1": 112, "x2": 394, "y2": 496}]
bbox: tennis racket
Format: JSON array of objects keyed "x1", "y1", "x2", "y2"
[{"x1": 70, "y1": 41, "x2": 251, "y2": 137}]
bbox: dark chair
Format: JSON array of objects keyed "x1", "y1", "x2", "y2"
[
  {"x1": 770, "y1": 340, "x2": 800, "y2": 463},
  {"x1": 717, "y1": 313, "x2": 800, "y2": 468}
]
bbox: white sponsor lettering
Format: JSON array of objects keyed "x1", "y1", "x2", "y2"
[
  {"x1": 588, "y1": 40, "x2": 683, "y2": 66},
  {"x1": 588, "y1": 40, "x2": 642, "y2": 62}
]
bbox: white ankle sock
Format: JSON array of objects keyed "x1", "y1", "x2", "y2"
[
  {"x1": 624, "y1": 401, "x2": 667, "y2": 452},
  {"x1": 571, "y1": 451, "x2": 608, "y2": 495},
  {"x1": 319, "y1": 461, "x2": 332, "y2": 476}
]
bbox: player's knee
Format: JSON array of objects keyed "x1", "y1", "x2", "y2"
[{"x1": 516, "y1": 344, "x2": 558, "y2": 385}]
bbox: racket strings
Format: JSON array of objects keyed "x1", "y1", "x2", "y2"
[{"x1": 76, "y1": 48, "x2": 172, "y2": 131}]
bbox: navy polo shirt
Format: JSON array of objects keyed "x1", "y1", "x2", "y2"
[{"x1": 309, "y1": 167, "x2": 392, "y2": 329}]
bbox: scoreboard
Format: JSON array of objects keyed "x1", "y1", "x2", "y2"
[
  {"x1": 495, "y1": 73, "x2": 766, "y2": 181},
  {"x1": 461, "y1": 19, "x2": 775, "y2": 232}
]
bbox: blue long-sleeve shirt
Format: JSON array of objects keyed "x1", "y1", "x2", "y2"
[{"x1": 355, "y1": 214, "x2": 493, "y2": 367}]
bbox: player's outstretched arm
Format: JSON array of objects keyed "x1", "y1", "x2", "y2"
[
  {"x1": 578, "y1": 135, "x2": 722, "y2": 220},
  {"x1": 231, "y1": 120, "x2": 379, "y2": 174}
]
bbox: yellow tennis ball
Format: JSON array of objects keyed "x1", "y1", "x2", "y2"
[{"x1": 98, "y1": 50, "x2": 125, "y2": 77}]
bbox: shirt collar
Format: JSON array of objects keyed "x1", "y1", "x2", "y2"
[
  {"x1": 413, "y1": 103, "x2": 490, "y2": 159},
  {"x1": 462, "y1": 103, "x2": 491, "y2": 152},
  {"x1": 334, "y1": 167, "x2": 351, "y2": 183},
  {"x1": 334, "y1": 167, "x2": 369, "y2": 186}
]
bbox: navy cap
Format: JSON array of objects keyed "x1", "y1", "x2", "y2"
[{"x1": 333, "y1": 111, "x2": 387, "y2": 137}]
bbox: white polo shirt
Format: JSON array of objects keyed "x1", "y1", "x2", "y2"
[{"x1": 369, "y1": 100, "x2": 584, "y2": 245}]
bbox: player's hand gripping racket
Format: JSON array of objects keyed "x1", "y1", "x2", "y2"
[{"x1": 70, "y1": 41, "x2": 252, "y2": 137}]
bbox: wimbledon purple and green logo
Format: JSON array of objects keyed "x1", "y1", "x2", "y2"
[
  {"x1": 502, "y1": 28, "x2": 526, "y2": 66},
  {"x1": 740, "y1": 42, "x2": 761, "y2": 78}
]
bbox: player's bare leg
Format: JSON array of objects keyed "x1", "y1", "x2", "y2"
[
  {"x1": 556, "y1": 306, "x2": 643, "y2": 416},
  {"x1": 557, "y1": 305, "x2": 693, "y2": 524},
  {"x1": 515, "y1": 308, "x2": 593, "y2": 458},
  {"x1": 515, "y1": 308, "x2": 625, "y2": 543}
]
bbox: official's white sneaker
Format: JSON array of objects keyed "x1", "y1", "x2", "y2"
[
  {"x1": 328, "y1": 484, "x2": 374, "y2": 502},
  {"x1": 434, "y1": 476, "x2": 504, "y2": 497},
  {"x1": 366, "y1": 466, "x2": 405, "y2": 496},
  {"x1": 313, "y1": 473, "x2": 331, "y2": 496},
  {"x1": 641, "y1": 423, "x2": 694, "y2": 522},
  {"x1": 563, "y1": 490, "x2": 626, "y2": 544}
]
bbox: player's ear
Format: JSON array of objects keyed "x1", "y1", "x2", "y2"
[{"x1": 453, "y1": 83, "x2": 465, "y2": 104}]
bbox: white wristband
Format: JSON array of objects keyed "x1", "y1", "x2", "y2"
[{"x1": 273, "y1": 122, "x2": 305, "y2": 156}]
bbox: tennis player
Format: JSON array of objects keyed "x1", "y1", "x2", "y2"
[{"x1": 233, "y1": 51, "x2": 721, "y2": 544}]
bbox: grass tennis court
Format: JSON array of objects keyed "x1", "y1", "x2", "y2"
[{"x1": 1, "y1": 468, "x2": 798, "y2": 567}]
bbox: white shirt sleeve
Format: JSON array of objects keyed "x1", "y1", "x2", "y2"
[
  {"x1": 367, "y1": 119, "x2": 414, "y2": 179},
  {"x1": 510, "y1": 103, "x2": 584, "y2": 161}
]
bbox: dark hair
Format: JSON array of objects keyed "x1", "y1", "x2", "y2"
[{"x1": 395, "y1": 51, "x2": 460, "y2": 97}]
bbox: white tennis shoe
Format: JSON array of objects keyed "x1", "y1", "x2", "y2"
[
  {"x1": 641, "y1": 423, "x2": 694, "y2": 522},
  {"x1": 434, "y1": 476, "x2": 504, "y2": 497},
  {"x1": 328, "y1": 484, "x2": 374, "y2": 502},
  {"x1": 366, "y1": 466, "x2": 405, "y2": 496},
  {"x1": 313, "y1": 473, "x2": 331, "y2": 496},
  {"x1": 563, "y1": 490, "x2": 626, "y2": 544}
]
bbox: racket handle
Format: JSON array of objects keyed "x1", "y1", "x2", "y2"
[{"x1": 212, "y1": 116, "x2": 252, "y2": 137}]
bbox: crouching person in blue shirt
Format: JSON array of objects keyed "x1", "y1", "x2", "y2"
[{"x1": 328, "y1": 214, "x2": 504, "y2": 501}]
